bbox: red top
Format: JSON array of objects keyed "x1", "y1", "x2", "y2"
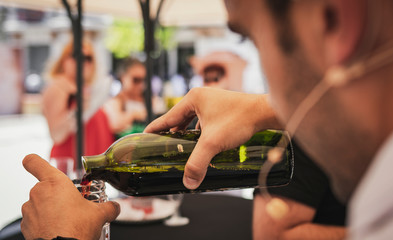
[{"x1": 50, "y1": 108, "x2": 114, "y2": 167}]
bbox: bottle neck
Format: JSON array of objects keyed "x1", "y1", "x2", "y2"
[{"x1": 82, "y1": 154, "x2": 107, "y2": 172}]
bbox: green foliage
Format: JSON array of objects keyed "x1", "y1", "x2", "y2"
[
  {"x1": 105, "y1": 18, "x2": 145, "y2": 58},
  {"x1": 105, "y1": 18, "x2": 176, "y2": 59},
  {"x1": 155, "y1": 26, "x2": 177, "y2": 51}
]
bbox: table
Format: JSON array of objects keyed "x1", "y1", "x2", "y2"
[
  {"x1": 0, "y1": 194, "x2": 253, "y2": 240},
  {"x1": 112, "y1": 194, "x2": 252, "y2": 240}
]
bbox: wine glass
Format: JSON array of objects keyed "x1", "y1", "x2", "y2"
[
  {"x1": 49, "y1": 157, "x2": 76, "y2": 179},
  {"x1": 73, "y1": 179, "x2": 110, "y2": 240},
  {"x1": 164, "y1": 194, "x2": 189, "y2": 227}
]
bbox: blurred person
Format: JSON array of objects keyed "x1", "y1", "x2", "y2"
[
  {"x1": 42, "y1": 40, "x2": 114, "y2": 169},
  {"x1": 0, "y1": 44, "x2": 21, "y2": 115},
  {"x1": 104, "y1": 57, "x2": 166, "y2": 137},
  {"x1": 103, "y1": 57, "x2": 147, "y2": 136},
  {"x1": 189, "y1": 51, "x2": 247, "y2": 91},
  {"x1": 20, "y1": 1, "x2": 393, "y2": 240}
]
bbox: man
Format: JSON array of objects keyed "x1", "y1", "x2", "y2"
[
  {"x1": 146, "y1": 1, "x2": 393, "y2": 239},
  {"x1": 21, "y1": 0, "x2": 393, "y2": 239}
]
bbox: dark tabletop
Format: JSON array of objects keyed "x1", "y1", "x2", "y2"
[{"x1": 0, "y1": 194, "x2": 253, "y2": 240}]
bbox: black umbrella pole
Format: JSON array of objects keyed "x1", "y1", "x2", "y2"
[
  {"x1": 75, "y1": 0, "x2": 84, "y2": 177},
  {"x1": 62, "y1": 0, "x2": 84, "y2": 177},
  {"x1": 145, "y1": 18, "x2": 154, "y2": 123},
  {"x1": 140, "y1": 0, "x2": 155, "y2": 124}
]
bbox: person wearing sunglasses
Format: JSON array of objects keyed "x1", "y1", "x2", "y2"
[
  {"x1": 189, "y1": 51, "x2": 247, "y2": 91},
  {"x1": 103, "y1": 57, "x2": 148, "y2": 137},
  {"x1": 41, "y1": 39, "x2": 114, "y2": 171}
]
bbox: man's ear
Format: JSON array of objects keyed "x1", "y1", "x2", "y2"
[{"x1": 323, "y1": 0, "x2": 367, "y2": 65}]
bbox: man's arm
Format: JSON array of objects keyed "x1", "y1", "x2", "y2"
[
  {"x1": 253, "y1": 195, "x2": 346, "y2": 240},
  {"x1": 145, "y1": 87, "x2": 281, "y2": 189}
]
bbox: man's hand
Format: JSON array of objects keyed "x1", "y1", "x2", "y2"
[
  {"x1": 144, "y1": 88, "x2": 280, "y2": 190},
  {"x1": 21, "y1": 154, "x2": 120, "y2": 240},
  {"x1": 253, "y1": 195, "x2": 346, "y2": 240}
]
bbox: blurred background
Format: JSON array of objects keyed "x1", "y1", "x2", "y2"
[{"x1": 0, "y1": 0, "x2": 268, "y2": 229}]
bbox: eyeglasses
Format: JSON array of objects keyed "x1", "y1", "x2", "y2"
[
  {"x1": 203, "y1": 65, "x2": 225, "y2": 83},
  {"x1": 84, "y1": 55, "x2": 94, "y2": 63},
  {"x1": 133, "y1": 77, "x2": 145, "y2": 84},
  {"x1": 70, "y1": 53, "x2": 94, "y2": 63}
]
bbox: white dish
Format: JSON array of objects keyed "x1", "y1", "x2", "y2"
[{"x1": 113, "y1": 197, "x2": 178, "y2": 224}]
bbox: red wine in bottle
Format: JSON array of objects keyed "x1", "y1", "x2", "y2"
[{"x1": 82, "y1": 130, "x2": 294, "y2": 196}]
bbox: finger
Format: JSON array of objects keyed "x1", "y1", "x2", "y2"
[
  {"x1": 20, "y1": 218, "x2": 30, "y2": 240},
  {"x1": 99, "y1": 201, "x2": 121, "y2": 223},
  {"x1": 183, "y1": 135, "x2": 221, "y2": 189},
  {"x1": 170, "y1": 117, "x2": 195, "y2": 132},
  {"x1": 144, "y1": 115, "x2": 170, "y2": 133},
  {"x1": 23, "y1": 154, "x2": 64, "y2": 182},
  {"x1": 195, "y1": 120, "x2": 201, "y2": 130},
  {"x1": 20, "y1": 218, "x2": 26, "y2": 232},
  {"x1": 144, "y1": 96, "x2": 196, "y2": 133},
  {"x1": 21, "y1": 204, "x2": 34, "y2": 240},
  {"x1": 21, "y1": 201, "x2": 31, "y2": 218}
]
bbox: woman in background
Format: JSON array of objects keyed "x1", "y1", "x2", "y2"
[
  {"x1": 42, "y1": 40, "x2": 114, "y2": 168},
  {"x1": 104, "y1": 57, "x2": 148, "y2": 137}
]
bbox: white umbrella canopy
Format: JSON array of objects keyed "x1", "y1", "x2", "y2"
[
  {"x1": 0, "y1": 0, "x2": 227, "y2": 27},
  {"x1": 0, "y1": 0, "x2": 228, "y2": 167}
]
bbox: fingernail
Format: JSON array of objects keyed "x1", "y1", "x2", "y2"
[{"x1": 184, "y1": 176, "x2": 199, "y2": 190}]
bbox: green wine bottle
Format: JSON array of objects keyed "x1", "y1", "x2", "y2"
[{"x1": 82, "y1": 130, "x2": 294, "y2": 196}]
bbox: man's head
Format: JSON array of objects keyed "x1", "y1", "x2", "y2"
[{"x1": 225, "y1": 0, "x2": 393, "y2": 202}]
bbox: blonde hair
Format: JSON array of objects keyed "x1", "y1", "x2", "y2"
[{"x1": 46, "y1": 39, "x2": 96, "y2": 85}]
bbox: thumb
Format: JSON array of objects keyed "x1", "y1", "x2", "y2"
[
  {"x1": 99, "y1": 201, "x2": 121, "y2": 223},
  {"x1": 183, "y1": 135, "x2": 220, "y2": 190}
]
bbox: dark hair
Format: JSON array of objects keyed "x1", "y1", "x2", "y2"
[
  {"x1": 116, "y1": 57, "x2": 144, "y2": 79},
  {"x1": 266, "y1": 0, "x2": 292, "y2": 18},
  {"x1": 266, "y1": 0, "x2": 296, "y2": 54}
]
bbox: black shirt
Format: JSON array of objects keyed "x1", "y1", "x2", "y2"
[{"x1": 256, "y1": 141, "x2": 347, "y2": 226}]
